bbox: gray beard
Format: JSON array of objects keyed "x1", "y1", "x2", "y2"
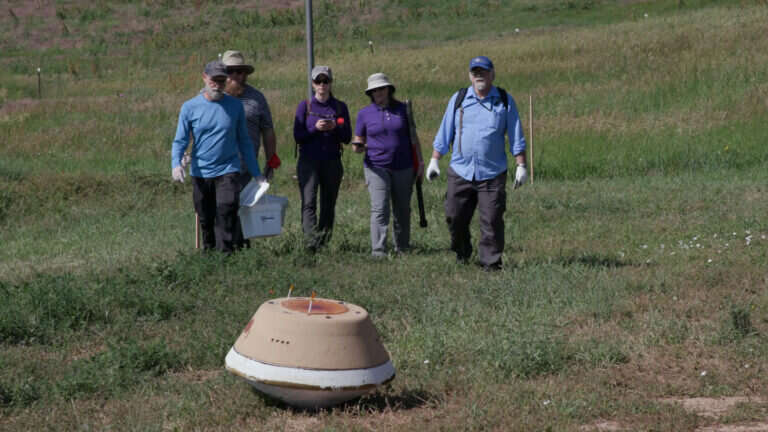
[
  {"x1": 205, "y1": 85, "x2": 224, "y2": 101},
  {"x1": 474, "y1": 81, "x2": 488, "y2": 92}
]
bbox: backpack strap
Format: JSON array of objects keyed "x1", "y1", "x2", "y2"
[
  {"x1": 497, "y1": 87, "x2": 509, "y2": 110},
  {"x1": 452, "y1": 87, "x2": 468, "y2": 154}
]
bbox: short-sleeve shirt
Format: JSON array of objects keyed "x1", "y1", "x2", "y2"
[
  {"x1": 238, "y1": 84, "x2": 274, "y2": 159},
  {"x1": 355, "y1": 101, "x2": 412, "y2": 170}
]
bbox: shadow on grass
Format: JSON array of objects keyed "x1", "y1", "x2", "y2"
[
  {"x1": 252, "y1": 386, "x2": 439, "y2": 414},
  {"x1": 527, "y1": 253, "x2": 635, "y2": 269}
]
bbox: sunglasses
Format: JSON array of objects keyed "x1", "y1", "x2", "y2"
[
  {"x1": 313, "y1": 79, "x2": 331, "y2": 85},
  {"x1": 228, "y1": 69, "x2": 248, "y2": 76},
  {"x1": 211, "y1": 77, "x2": 227, "y2": 84}
]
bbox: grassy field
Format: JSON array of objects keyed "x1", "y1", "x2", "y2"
[{"x1": 2, "y1": 0, "x2": 768, "y2": 430}]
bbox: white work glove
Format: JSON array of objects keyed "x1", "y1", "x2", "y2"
[
  {"x1": 513, "y1": 164, "x2": 528, "y2": 189},
  {"x1": 426, "y1": 158, "x2": 440, "y2": 181},
  {"x1": 172, "y1": 165, "x2": 186, "y2": 183}
]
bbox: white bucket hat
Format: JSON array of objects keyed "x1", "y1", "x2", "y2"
[
  {"x1": 222, "y1": 50, "x2": 254, "y2": 75},
  {"x1": 365, "y1": 73, "x2": 395, "y2": 94}
]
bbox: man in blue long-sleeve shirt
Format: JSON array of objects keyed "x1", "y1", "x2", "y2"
[
  {"x1": 171, "y1": 61, "x2": 264, "y2": 254},
  {"x1": 426, "y1": 56, "x2": 528, "y2": 271}
]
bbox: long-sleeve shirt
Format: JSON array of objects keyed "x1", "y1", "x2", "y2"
[
  {"x1": 355, "y1": 101, "x2": 412, "y2": 170},
  {"x1": 432, "y1": 85, "x2": 526, "y2": 181},
  {"x1": 171, "y1": 94, "x2": 261, "y2": 179},
  {"x1": 293, "y1": 96, "x2": 352, "y2": 160}
]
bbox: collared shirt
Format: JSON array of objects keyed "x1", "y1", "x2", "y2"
[
  {"x1": 432, "y1": 86, "x2": 526, "y2": 181},
  {"x1": 171, "y1": 94, "x2": 260, "y2": 179},
  {"x1": 355, "y1": 101, "x2": 412, "y2": 170},
  {"x1": 293, "y1": 95, "x2": 352, "y2": 160}
]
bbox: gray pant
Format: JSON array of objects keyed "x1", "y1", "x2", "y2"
[
  {"x1": 364, "y1": 165, "x2": 414, "y2": 256},
  {"x1": 297, "y1": 157, "x2": 344, "y2": 249},
  {"x1": 445, "y1": 166, "x2": 507, "y2": 267}
]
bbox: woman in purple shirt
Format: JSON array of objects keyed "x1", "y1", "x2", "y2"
[
  {"x1": 353, "y1": 73, "x2": 424, "y2": 257},
  {"x1": 293, "y1": 66, "x2": 352, "y2": 251}
]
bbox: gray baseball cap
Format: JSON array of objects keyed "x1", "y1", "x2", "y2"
[
  {"x1": 311, "y1": 65, "x2": 332, "y2": 81},
  {"x1": 204, "y1": 60, "x2": 228, "y2": 78}
]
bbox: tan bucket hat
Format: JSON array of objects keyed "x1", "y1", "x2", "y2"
[
  {"x1": 222, "y1": 50, "x2": 254, "y2": 75},
  {"x1": 365, "y1": 72, "x2": 395, "y2": 94}
]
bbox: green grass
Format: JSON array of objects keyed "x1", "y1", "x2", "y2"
[{"x1": 2, "y1": 0, "x2": 768, "y2": 430}]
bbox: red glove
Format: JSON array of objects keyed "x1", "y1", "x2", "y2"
[{"x1": 267, "y1": 153, "x2": 281, "y2": 169}]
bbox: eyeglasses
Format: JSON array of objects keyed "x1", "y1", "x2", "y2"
[{"x1": 313, "y1": 79, "x2": 331, "y2": 85}]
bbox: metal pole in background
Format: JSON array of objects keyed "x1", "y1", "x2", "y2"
[
  {"x1": 37, "y1": 67, "x2": 41, "y2": 98},
  {"x1": 529, "y1": 94, "x2": 534, "y2": 184},
  {"x1": 305, "y1": 0, "x2": 314, "y2": 102}
]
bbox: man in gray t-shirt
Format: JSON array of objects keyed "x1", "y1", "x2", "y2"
[
  {"x1": 222, "y1": 50, "x2": 278, "y2": 185},
  {"x1": 221, "y1": 50, "x2": 280, "y2": 249}
]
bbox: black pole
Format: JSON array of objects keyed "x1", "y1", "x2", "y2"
[
  {"x1": 37, "y1": 67, "x2": 41, "y2": 99},
  {"x1": 305, "y1": 0, "x2": 314, "y2": 102}
]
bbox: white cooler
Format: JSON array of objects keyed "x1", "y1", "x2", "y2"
[
  {"x1": 239, "y1": 195, "x2": 288, "y2": 238},
  {"x1": 238, "y1": 179, "x2": 288, "y2": 238}
]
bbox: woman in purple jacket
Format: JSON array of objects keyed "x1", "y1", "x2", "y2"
[
  {"x1": 293, "y1": 66, "x2": 352, "y2": 251},
  {"x1": 353, "y1": 73, "x2": 424, "y2": 257}
]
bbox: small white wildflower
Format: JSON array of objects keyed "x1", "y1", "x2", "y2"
[
  {"x1": 700, "y1": 371, "x2": 707, "y2": 377},
  {"x1": 673, "y1": 296, "x2": 678, "y2": 301},
  {"x1": 618, "y1": 251, "x2": 625, "y2": 258},
  {"x1": 713, "y1": 233, "x2": 718, "y2": 238},
  {"x1": 670, "y1": 252, "x2": 676, "y2": 255},
  {"x1": 641, "y1": 244, "x2": 648, "y2": 249},
  {"x1": 733, "y1": 232, "x2": 737, "y2": 236},
  {"x1": 746, "y1": 230, "x2": 751, "y2": 234},
  {"x1": 423, "y1": 359, "x2": 430, "y2": 364},
  {"x1": 745, "y1": 364, "x2": 750, "y2": 369},
  {"x1": 646, "y1": 259, "x2": 651, "y2": 264},
  {"x1": 693, "y1": 235, "x2": 699, "y2": 241},
  {"x1": 725, "y1": 243, "x2": 729, "y2": 247},
  {"x1": 762, "y1": 235, "x2": 766, "y2": 240},
  {"x1": 660, "y1": 244, "x2": 665, "y2": 249},
  {"x1": 707, "y1": 259, "x2": 713, "y2": 263},
  {"x1": 644, "y1": 12, "x2": 648, "y2": 18},
  {"x1": 542, "y1": 399, "x2": 551, "y2": 406},
  {"x1": 696, "y1": 243, "x2": 701, "y2": 248},
  {"x1": 515, "y1": 28, "x2": 520, "y2": 33}
]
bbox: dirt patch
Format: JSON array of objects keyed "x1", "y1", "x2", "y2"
[
  {"x1": 580, "y1": 420, "x2": 625, "y2": 431},
  {"x1": 0, "y1": 98, "x2": 40, "y2": 116},
  {"x1": 659, "y1": 397, "x2": 767, "y2": 418},
  {"x1": 258, "y1": 0, "x2": 303, "y2": 11},
  {"x1": 697, "y1": 423, "x2": 768, "y2": 432}
]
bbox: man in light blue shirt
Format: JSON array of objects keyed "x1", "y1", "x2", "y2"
[
  {"x1": 426, "y1": 56, "x2": 528, "y2": 271},
  {"x1": 171, "y1": 61, "x2": 263, "y2": 254}
]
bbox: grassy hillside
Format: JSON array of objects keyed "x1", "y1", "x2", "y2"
[{"x1": 1, "y1": 0, "x2": 768, "y2": 430}]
